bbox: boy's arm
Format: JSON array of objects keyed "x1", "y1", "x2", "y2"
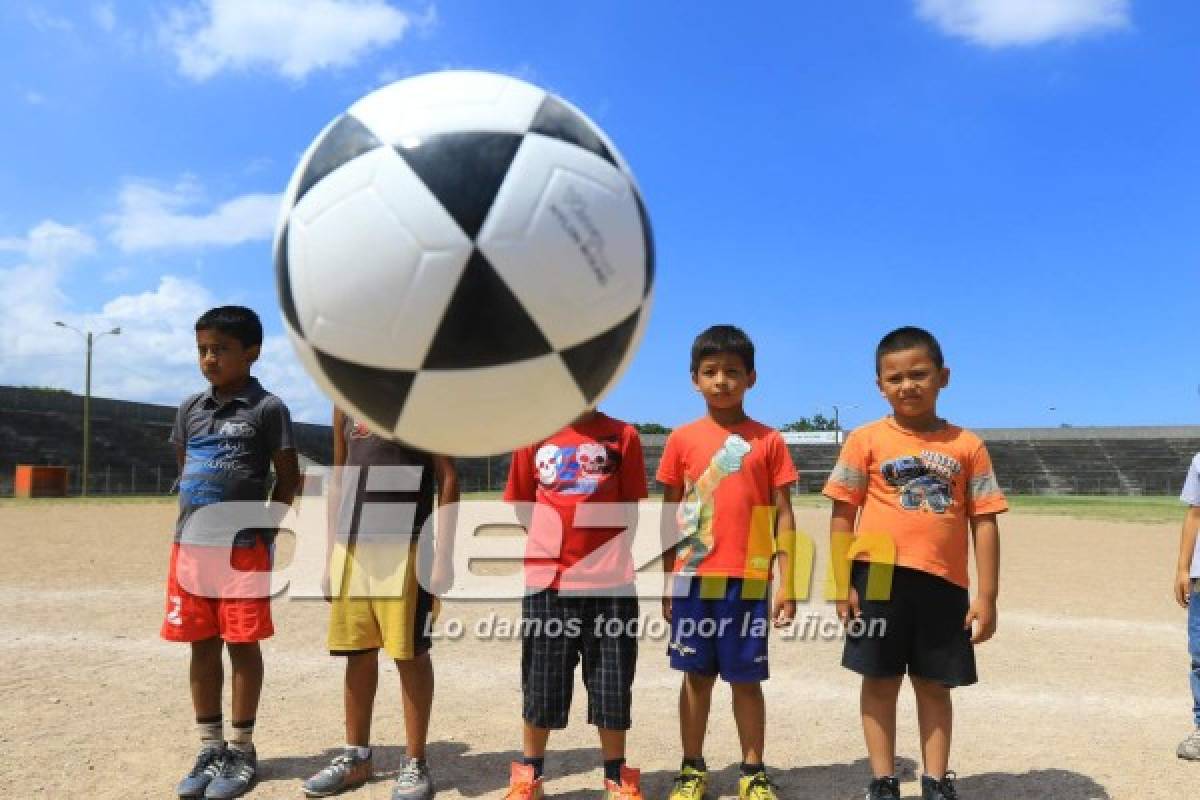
[
  {"x1": 270, "y1": 448, "x2": 300, "y2": 507},
  {"x1": 660, "y1": 483, "x2": 684, "y2": 620},
  {"x1": 967, "y1": 512, "x2": 1000, "y2": 644},
  {"x1": 174, "y1": 444, "x2": 185, "y2": 475},
  {"x1": 771, "y1": 485, "x2": 797, "y2": 626},
  {"x1": 429, "y1": 455, "x2": 460, "y2": 596},
  {"x1": 323, "y1": 409, "x2": 348, "y2": 601},
  {"x1": 1175, "y1": 507, "x2": 1200, "y2": 608},
  {"x1": 830, "y1": 500, "x2": 860, "y2": 623}
]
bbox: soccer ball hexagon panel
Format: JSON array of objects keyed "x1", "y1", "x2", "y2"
[{"x1": 275, "y1": 71, "x2": 654, "y2": 456}]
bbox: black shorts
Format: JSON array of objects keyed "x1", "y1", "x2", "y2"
[
  {"x1": 842, "y1": 562, "x2": 977, "y2": 688},
  {"x1": 521, "y1": 588, "x2": 639, "y2": 730}
]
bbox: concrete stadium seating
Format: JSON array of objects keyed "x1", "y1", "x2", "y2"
[{"x1": 2, "y1": 387, "x2": 1198, "y2": 497}]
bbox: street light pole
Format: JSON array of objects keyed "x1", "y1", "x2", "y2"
[
  {"x1": 831, "y1": 403, "x2": 859, "y2": 444},
  {"x1": 55, "y1": 322, "x2": 120, "y2": 496}
]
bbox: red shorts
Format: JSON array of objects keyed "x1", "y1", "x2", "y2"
[{"x1": 161, "y1": 540, "x2": 274, "y2": 643}]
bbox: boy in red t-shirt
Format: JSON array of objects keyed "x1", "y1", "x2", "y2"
[
  {"x1": 657, "y1": 325, "x2": 798, "y2": 800},
  {"x1": 502, "y1": 410, "x2": 648, "y2": 800}
]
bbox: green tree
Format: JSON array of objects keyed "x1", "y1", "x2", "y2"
[
  {"x1": 633, "y1": 422, "x2": 672, "y2": 434},
  {"x1": 781, "y1": 414, "x2": 837, "y2": 432}
]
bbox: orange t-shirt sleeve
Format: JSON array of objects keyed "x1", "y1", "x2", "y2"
[
  {"x1": 503, "y1": 446, "x2": 537, "y2": 503},
  {"x1": 769, "y1": 432, "x2": 799, "y2": 487},
  {"x1": 823, "y1": 429, "x2": 869, "y2": 506},
  {"x1": 656, "y1": 432, "x2": 683, "y2": 488},
  {"x1": 965, "y1": 441, "x2": 1008, "y2": 516},
  {"x1": 619, "y1": 426, "x2": 650, "y2": 500}
]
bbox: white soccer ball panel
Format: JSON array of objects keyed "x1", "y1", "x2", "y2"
[
  {"x1": 395, "y1": 356, "x2": 587, "y2": 455},
  {"x1": 350, "y1": 71, "x2": 547, "y2": 144},
  {"x1": 289, "y1": 147, "x2": 472, "y2": 371},
  {"x1": 477, "y1": 134, "x2": 645, "y2": 351}
]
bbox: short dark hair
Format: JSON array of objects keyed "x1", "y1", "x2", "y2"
[
  {"x1": 875, "y1": 326, "x2": 944, "y2": 374},
  {"x1": 690, "y1": 324, "x2": 755, "y2": 373},
  {"x1": 195, "y1": 306, "x2": 263, "y2": 349}
]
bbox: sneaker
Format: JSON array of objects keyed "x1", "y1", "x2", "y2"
[
  {"x1": 921, "y1": 772, "x2": 960, "y2": 800},
  {"x1": 866, "y1": 776, "x2": 901, "y2": 800},
  {"x1": 667, "y1": 765, "x2": 708, "y2": 800},
  {"x1": 176, "y1": 744, "x2": 226, "y2": 798},
  {"x1": 204, "y1": 744, "x2": 257, "y2": 799},
  {"x1": 737, "y1": 770, "x2": 779, "y2": 800},
  {"x1": 302, "y1": 750, "x2": 372, "y2": 797},
  {"x1": 503, "y1": 763, "x2": 545, "y2": 800},
  {"x1": 1179, "y1": 728, "x2": 1200, "y2": 760},
  {"x1": 603, "y1": 765, "x2": 644, "y2": 800},
  {"x1": 393, "y1": 757, "x2": 435, "y2": 800}
]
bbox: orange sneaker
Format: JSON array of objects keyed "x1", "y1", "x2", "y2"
[
  {"x1": 603, "y1": 765, "x2": 644, "y2": 800},
  {"x1": 504, "y1": 763, "x2": 545, "y2": 800}
]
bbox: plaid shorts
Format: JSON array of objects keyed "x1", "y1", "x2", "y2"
[{"x1": 521, "y1": 588, "x2": 639, "y2": 731}]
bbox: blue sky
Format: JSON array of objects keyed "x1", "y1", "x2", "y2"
[{"x1": 0, "y1": 0, "x2": 1195, "y2": 432}]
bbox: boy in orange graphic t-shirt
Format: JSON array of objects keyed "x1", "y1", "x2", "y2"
[
  {"x1": 823, "y1": 326, "x2": 1007, "y2": 800},
  {"x1": 657, "y1": 325, "x2": 798, "y2": 800}
]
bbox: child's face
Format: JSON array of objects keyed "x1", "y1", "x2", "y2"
[
  {"x1": 692, "y1": 353, "x2": 755, "y2": 411},
  {"x1": 195, "y1": 328, "x2": 258, "y2": 392},
  {"x1": 876, "y1": 346, "x2": 949, "y2": 422}
]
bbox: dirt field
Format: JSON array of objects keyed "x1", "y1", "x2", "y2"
[{"x1": 0, "y1": 499, "x2": 1194, "y2": 799}]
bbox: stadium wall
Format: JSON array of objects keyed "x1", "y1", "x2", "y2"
[{"x1": 2, "y1": 386, "x2": 1198, "y2": 497}]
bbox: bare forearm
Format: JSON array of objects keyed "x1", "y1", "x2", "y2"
[{"x1": 972, "y1": 516, "x2": 1000, "y2": 600}]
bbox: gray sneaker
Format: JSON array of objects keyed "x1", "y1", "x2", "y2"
[
  {"x1": 204, "y1": 744, "x2": 256, "y2": 799},
  {"x1": 176, "y1": 744, "x2": 225, "y2": 798},
  {"x1": 303, "y1": 751, "x2": 373, "y2": 797},
  {"x1": 392, "y1": 758, "x2": 435, "y2": 800},
  {"x1": 1179, "y1": 729, "x2": 1200, "y2": 760}
]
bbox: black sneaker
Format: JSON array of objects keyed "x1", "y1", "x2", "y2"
[
  {"x1": 921, "y1": 772, "x2": 959, "y2": 800},
  {"x1": 866, "y1": 776, "x2": 900, "y2": 800}
]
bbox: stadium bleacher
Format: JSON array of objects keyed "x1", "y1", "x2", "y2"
[{"x1": 1, "y1": 386, "x2": 1198, "y2": 497}]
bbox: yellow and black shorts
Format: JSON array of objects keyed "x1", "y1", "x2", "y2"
[{"x1": 326, "y1": 539, "x2": 437, "y2": 661}]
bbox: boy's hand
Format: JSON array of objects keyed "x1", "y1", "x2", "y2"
[
  {"x1": 965, "y1": 596, "x2": 998, "y2": 644},
  {"x1": 661, "y1": 597, "x2": 672, "y2": 622},
  {"x1": 772, "y1": 589, "x2": 796, "y2": 628},
  {"x1": 1177, "y1": 570, "x2": 1193, "y2": 609},
  {"x1": 836, "y1": 585, "x2": 861, "y2": 626}
]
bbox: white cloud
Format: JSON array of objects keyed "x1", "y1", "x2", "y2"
[
  {"x1": 108, "y1": 178, "x2": 281, "y2": 252},
  {"x1": 915, "y1": 0, "x2": 1130, "y2": 47},
  {"x1": 93, "y1": 3, "x2": 117, "y2": 32},
  {"x1": 162, "y1": 0, "x2": 418, "y2": 81},
  {"x1": 23, "y1": 89, "x2": 46, "y2": 105},
  {"x1": 0, "y1": 236, "x2": 328, "y2": 420}
]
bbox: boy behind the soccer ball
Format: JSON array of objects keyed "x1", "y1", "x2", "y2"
[
  {"x1": 823, "y1": 326, "x2": 1006, "y2": 800},
  {"x1": 163, "y1": 306, "x2": 300, "y2": 799},
  {"x1": 302, "y1": 410, "x2": 459, "y2": 799},
  {"x1": 502, "y1": 409, "x2": 649, "y2": 800},
  {"x1": 657, "y1": 325, "x2": 799, "y2": 800}
]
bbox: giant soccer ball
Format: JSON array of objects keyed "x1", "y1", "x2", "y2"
[{"x1": 274, "y1": 71, "x2": 653, "y2": 456}]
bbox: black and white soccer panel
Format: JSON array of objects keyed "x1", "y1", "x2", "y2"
[
  {"x1": 475, "y1": 132, "x2": 646, "y2": 352},
  {"x1": 286, "y1": 146, "x2": 472, "y2": 372},
  {"x1": 396, "y1": 353, "x2": 588, "y2": 456},
  {"x1": 348, "y1": 71, "x2": 547, "y2": 143}
]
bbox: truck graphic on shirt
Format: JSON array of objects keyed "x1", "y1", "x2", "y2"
[{"x1": 881, "y1": 452, "x2": 959, "y2": 514}]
